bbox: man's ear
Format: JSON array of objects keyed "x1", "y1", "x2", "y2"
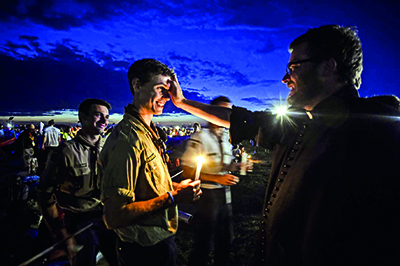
[
  {"x1": 131, "y1": 78, "x2": 141, "y2": 93},
  {"x1": 323, "y1": 58, "x2": 337, "y2": 75}
]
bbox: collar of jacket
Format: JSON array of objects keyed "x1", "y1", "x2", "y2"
[
  {"x1": 299, "y1": 86, "x2": 359, "y2": 126},
  {"x1": 124, "y1": 104, "x2": 168, "y2": 162},
  {"x1": 74, "y1": 130, "x2": 102, "y2": 151}
]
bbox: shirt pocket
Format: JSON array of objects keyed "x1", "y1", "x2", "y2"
[
  {"x1": 67, "y1": 166, "x2": 91, "y2": 190},
  {"x1": 145, "y1": 153, "x2": 158, "y2": 177},
  {"x1": 144, "y1": 152, "x2": 165, "y2": 194}
]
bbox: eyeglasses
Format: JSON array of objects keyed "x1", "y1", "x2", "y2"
[{"x1": 286, "y1": 57, "x2": 325, "y2": 76}]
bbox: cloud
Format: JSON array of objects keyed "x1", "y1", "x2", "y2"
[
  {"x1": 241, "y1": 97, "x2": 267, "y2": 106},
  {"x1": 0, "y1": 43, "x2": 130, "y2": 114},
  {"x1": 241, "y1": 97, "x2": 283, "y2": 107},
  {"x1": 0, "y1": 40, "x2": 217, "y2": 116}
]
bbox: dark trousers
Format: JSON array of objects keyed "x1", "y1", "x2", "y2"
[
  {"x1": 63, "y1": 210, "x2": 119, "y2": 266},
  {"x1": 189, "y1": 188, "x2": 233, "y2": 266},
  {"x1": 116, "y1": 236, "x2": 177, "y2": 266}
]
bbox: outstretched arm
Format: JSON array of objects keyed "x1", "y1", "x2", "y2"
[{"x1": 167, "y1": 75, "x2": 232, "y2": 128}]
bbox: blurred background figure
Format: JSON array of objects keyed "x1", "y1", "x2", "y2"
[
  {"x1": 15, "y1": 124, "x2": 38, "y2": 175},
  {"x1": 61, "y1": 126, "x2": 74, "y2": 143}
]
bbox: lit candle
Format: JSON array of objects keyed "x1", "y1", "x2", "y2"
[
  {"x1": 195, "y1": 156, "x2": 205, "y2": 181},
  {"x1": 240, "y1": 152, "x2": 248, "y2": 175}
]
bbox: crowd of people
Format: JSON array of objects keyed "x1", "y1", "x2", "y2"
[
  {"x1": 0, "y1": 120, "x2": 202, "y2": 176},
  {"x1": 0, "y1": 24, "x2": 400, "y2": 266}
]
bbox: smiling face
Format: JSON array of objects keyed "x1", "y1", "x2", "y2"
[
  {"x1": 80, "y1": 104, "x2": 109, "y2": 136},
  {"x1": 135, "y1": 73, "x2": 171, "y2": 117},
  {"x1": 282, "y1": 42, "x2": 325, "y2": 110}
]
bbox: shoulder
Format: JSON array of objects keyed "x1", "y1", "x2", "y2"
[
  {"x1": 102, "y1": 119, "x2": 144, "y2": 153},
  {"x1": 346, "y1": 95, "x2": 400, "y2": 120},
  {"x1": 56, "y1": 140, "x2": 79, "y2": 156}
]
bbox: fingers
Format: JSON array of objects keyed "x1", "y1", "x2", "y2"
[
  {"x1": 179, "y1": 179, "x2": 200, "y2": 187},
  {"x1": 190, "y1": 179, "x2": 201, "y2": 187}
]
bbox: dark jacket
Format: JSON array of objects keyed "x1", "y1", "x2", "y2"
[{"x1": 230, "y1": 87, "x2": 400, "y2": 266}]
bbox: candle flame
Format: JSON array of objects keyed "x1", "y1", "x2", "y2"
[{"x1": 196, "y1": 156, "x2": 205, "y2": 164}]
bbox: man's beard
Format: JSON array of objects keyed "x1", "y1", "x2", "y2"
[{"x1": 287, "y1": 72, "x2": 323, "y2": 109}]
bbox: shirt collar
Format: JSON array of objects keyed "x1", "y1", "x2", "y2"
[{"x1": 75, "y1": 130, "x2": 102, "y2": 150}]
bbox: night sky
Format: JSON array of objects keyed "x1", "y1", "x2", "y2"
[{"x1": 1, "y1": 0, "x2": 399, "y2": 122}]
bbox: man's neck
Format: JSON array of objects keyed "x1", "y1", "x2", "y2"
[
  {"x1": 80, "y1": 129, "x2": 100, "y2": 144},
  {"x1": 132, "y1": 102, "x2": 153, "y2": 127},
  {"x1": 138, "y1": 111, "x2": 153, "y2": 127},
  {"x1": 304, "y1": 80, "x2": 346, "y2": 111}
]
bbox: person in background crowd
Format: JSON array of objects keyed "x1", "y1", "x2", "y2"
[
  {"x1": 0, "y1": 124, "x2": 5, "y2": 142},
  {"x1": 42, "y1": 119, "x2": 61, "y2": 160},
  {"x1": 15, "y1": 123, "x2": 38, "y2": 174},
  {"x1": 61, "y1": 126, "x2": 74, "y2": 143},
  {"x1": 181, "y1": 96, "x2": 239, "y2": 266},
  {"x1": 37, "y1": 98, "x2": 118, "y2": 266}
]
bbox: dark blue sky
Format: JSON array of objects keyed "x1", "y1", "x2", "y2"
[{"x1": 1, "y1": 0, "x2": 399, "y2": 121}]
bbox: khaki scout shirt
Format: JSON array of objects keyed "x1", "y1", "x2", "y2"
[
  {"x1": 100, "y1": 111, "x2": 178, "y2": 247},
  {"x1": 181, "y1": 128, "x2": 233, "y2": 189},
  {"x1": 37, "y1": 131, "x2": 103, "y2": 212}
]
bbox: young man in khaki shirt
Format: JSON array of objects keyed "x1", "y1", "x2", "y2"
[{"x1": 100, "y1": 59, "x2": 201, "y2": 266}]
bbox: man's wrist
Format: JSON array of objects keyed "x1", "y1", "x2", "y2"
[{"x1": 167, "y1": 191, "x2": 175, "y2": 205}]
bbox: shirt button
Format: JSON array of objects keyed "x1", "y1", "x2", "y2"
[
  {"x1": 299, "y1": 133, "x2": 303, "y2": 137},
  {"x1": 295, "y1": 141, "x2": 301, "y2": 145},
  {"x1": 283, "y1": 164, "x2": 289, "y2": 168},
  {"x1": 274, "y1": 187, "x2": 279, "y2": 191},
  {"x1": 264, "y1": 208, "x2": 269, "y2": 213},
  {"x1": 291, "y1": 149, "x2": 297, "y2": 153},
  {"x1": 271, "y1": 194, "x2": 276, "y2": 198},
  {"x1": 277, "y1": 178, "x2": 283, "y2": 182},
  {"x1": 267, "y1": 201, "x2": 272, "y2": 205}
]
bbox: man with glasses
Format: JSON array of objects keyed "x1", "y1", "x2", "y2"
[{"x1": 166, "y1": 25, "x2": 400, "y2": 265}]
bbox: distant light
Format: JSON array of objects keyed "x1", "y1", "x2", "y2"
[{"x1": 272, "y1": 105, "x2": 288, "y2": 117}]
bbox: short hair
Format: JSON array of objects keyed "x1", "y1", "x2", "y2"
[
  {"x1": 127, "y1": 59, "x2": 175, "y2": 95},
  {"x1": 48, "y1": 119, "x2": 55, "y2": 126},
  {"x1": 26, "y1": 124, "x2": 35, "y2": 130},
  {"x1": 289, "y1": 25, "x2": 363, "y2": 89},
  {"x1": 210, "y1": 96, "x2": 231, "y2": 106},
  {"x1": 78, "y1": 98, "x2": 112, "y2": 118}
]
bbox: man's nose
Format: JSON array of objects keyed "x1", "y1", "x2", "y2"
[
  {"x1": 282, "y1": 72, "x2": 290, "y2": 83},
  {"x1": 99, "y1": 115, "x2": 107, "y2": 123}
]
